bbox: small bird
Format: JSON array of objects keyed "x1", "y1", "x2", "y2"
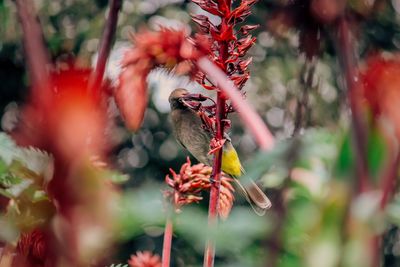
[{"x1": 169, "y1": 88, "x2": 271, "y2": 215}]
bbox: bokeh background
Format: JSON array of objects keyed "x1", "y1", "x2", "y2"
[{"x1": 2, "y1": 0, "x2": 400, "y2": 266}]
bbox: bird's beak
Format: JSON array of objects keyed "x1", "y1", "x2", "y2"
[{"x1": 181, "y1": 93, "x2": 208, "y2": 101}]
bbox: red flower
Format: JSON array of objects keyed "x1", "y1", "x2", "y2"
[
  {"x1": 128, "y1": 251, "x2": 161, "y2": 267},
  {"x1": 165, "y1": 157, "x2": 235, "y2": 219},
  {"x1": 116, "y1": 28, "x2": 210, "y2": 131},
  {"x1": 16, "y1": 229, "x2": 47, "y2": 265}
]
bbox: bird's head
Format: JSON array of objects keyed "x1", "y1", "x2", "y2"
[
  {"x1": 169, "y1": 88, "x2": 192, "y2": 110},
  {"x1": 169, "y1": 88, "x2": 189, "y2": 104},
  {"x1": 169, "y1": 88, "x2": 209, "y2": 110}
]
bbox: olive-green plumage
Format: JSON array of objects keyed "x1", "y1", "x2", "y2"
[{"x1": 169, "y1": 88, "x2": 271, "y2": 215}]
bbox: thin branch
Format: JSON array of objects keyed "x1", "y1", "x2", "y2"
[
  {"x1": 15, "y1": 0, "x2": 51, "y2": 95},
  {"x1": 197, "y1": 57, "x2": 275, "y2": 151},
  {"x1": 88, "y1": 0, "x2": 122, "y2": 95},
  {"x1": 293, "y1": 60, "x2": 316, "y2": 136},
  {"x1": 335, "y1": 17, "x2": 371, "y2": 192}
]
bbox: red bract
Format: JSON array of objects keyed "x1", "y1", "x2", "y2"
[
  {"x1": 116, "y1": 28, "x2": 209, "y2": 131},
  {"x1": 115, "y1": 65, "x2": 148, "y2": 132},
  {"x1": 128, "y1": 251, "x2": 162, "y2": 267},
  {"x1": 164, "y1": 157, "x2": 235, "y2": 219}
]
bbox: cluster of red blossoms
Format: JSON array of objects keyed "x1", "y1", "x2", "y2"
[
  {"x1": 164, "y1": 158, "x2": 235, "y2": 219},
  {"x1": 16, "y1": 229, "x2": 47, "y2": 266},
  {"x1": 128, "y1": 251, "x2": 161, "y2": 267}
]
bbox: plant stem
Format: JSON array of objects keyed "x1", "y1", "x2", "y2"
[
  {"x1": 197, "y1": 57, "x2": 275, "y2": 151},
  {"x1": 88, "y1": 0, "x2": 122, "y2": 95},
  {"x1": 203, "y1": 90, "x2": 226, "y2": 267},
  {"x1": 162, "y1": 216, "x2": 173, "y2": 267},
  {"x1": 203, "y1": 39, "x2": 228, "y2": 267},
  {"x1": 15, "y1": 0, "x2": 51, "y2": 96},
  {"x1": 335, "y1": 17, "x2": 371, "y2": 192}
]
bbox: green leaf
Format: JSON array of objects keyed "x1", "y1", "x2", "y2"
[
  {"x1": 0, "y1": 159, "x2": 7, "y2": 174},
  {"x1": 367, "y1": 128, "x2": 387, "y2": 181},
  {"x1": 334, "y1": 132, "x2": 355, "y2": 179}
]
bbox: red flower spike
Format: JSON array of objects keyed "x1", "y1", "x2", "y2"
[
  {"x1": 128, "y1": 251, "x2": 161, "y2": 267},
  {"x1": 164, "y1": 158, "x2": 234, "y2": 218}
]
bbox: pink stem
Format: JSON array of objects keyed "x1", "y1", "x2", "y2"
[
  {"x1": 162, "y1": 217, "x2": 173, "y2": 267},
  {"x1": 15, "y1": 0, "x2": 51, "y2": 96},
  {"x1": 197, "y1": 57, "x2": 275, "y2": 151},
  {"x1": 88, "y1": 0, "x2": 122, "y2": 95}
]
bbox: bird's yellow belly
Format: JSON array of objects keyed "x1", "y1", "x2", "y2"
[{"x1": 221, "y1": 149, "x2": 242, "y2": 177}]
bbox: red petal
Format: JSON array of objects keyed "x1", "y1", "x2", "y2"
[
  {"x1": 238, "y1": 57, "x2": 253, "y2": 72},
  {"x1": 239, "y1": 24, "x2": 259, "y2": 35},
  {"x1": 192, "y1": 0, "x2": 222, "y2": 16},
  {"x1": 191, "y1": 14, "x2": 212, "y2": 33},
  {"x1": 115, "y1": 65, "x2": 148, "y2": 132},
  {"x1": 237, "y1": 36, "x2": 256, "y2": 56}
]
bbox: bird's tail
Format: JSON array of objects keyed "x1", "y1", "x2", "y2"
[{"x1": 233, "y1": 175, "x2": 272, "y2": 216}]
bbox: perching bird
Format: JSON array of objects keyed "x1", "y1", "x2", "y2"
[{"x1": 169, "y1": 88, "x2": 272, "y2": 215}]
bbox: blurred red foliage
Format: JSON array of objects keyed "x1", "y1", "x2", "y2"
[
  {"x1": 13, "y1": 67, "x2": 117, "y2": 266},
  {"x1": 362, "y1": 54, "x2": 400, "y2": 139}
]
